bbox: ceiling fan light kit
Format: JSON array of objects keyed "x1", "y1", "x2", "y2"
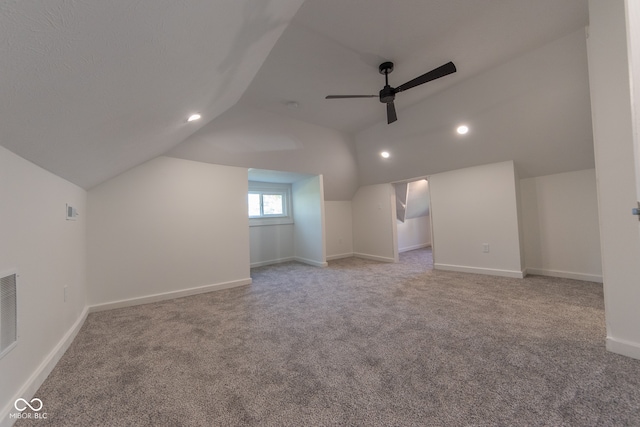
[{"x1": 326, "y1": 61, "x2": 457, "y2": 124}]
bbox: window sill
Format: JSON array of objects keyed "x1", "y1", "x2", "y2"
[{"x1": 249, "y1": 217, "x2": 294, "y2": 227}]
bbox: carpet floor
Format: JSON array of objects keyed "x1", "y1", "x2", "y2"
[{"x1": 16, "y1": 249, "x2": 640, "y2": 426}]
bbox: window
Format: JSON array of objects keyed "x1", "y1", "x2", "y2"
[{"x1": 248, "y1": 182, "x2": 292, "y2": 226}]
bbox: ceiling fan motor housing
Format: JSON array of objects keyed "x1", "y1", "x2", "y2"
[{"x1": 379, "y1": 86, "x2": 395, "y2": 103}]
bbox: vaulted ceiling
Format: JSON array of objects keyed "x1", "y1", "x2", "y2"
[
  {"x1": 1, "y1": 0, "x2": 590, "y2": 191},
  {"x1": 0, "y1": 0, "x2": 305, "y2": 189},
  {"x1": 240, "y1": 0, "x2": 589, "y2": 132}
]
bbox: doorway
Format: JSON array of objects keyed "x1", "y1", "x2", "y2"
[{"x1": 393, "y1": 178, "x2": 433, "y2": 269}]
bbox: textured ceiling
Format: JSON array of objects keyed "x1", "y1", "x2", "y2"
[
  {"x1": 0, "y1": 0, "x2": 304, "y2": 189},
  {"x1": 1, "y1": 0, "x2": 590, "y2": 190},
  {"x1": 239, "y1": 0, "x2": 589, "y2": 133}
]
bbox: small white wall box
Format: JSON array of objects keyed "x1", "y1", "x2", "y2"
[{"x1": 66, "y1": 204, "x2": 79, "y2": 221}]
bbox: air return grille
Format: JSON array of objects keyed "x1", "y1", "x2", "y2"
[{"x1": 0, "y1": 272, "x2": 17, "y2": 358}]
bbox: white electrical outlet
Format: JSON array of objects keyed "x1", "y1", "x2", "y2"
[
  {"x1": 64, "y1": 286, "x2": 68, "y2": 302},
  {"x1": 482, "y1": 243, "x2": 490, "y2": 253}
]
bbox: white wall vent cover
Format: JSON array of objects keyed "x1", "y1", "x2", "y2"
[{"x1": 0, "y1": 272, "x2": 18, "y2": 358}]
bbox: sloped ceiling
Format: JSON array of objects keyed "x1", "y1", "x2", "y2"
[
  {"x1": 355, "y1": 29, "x2": 595, "y2": 185},
  {"x1": 239, "y1": 0, "x2": 589, "y2": 133},
  {"x1": 0, "y1": 0, "x2": 304, "y2": 189},
  {"x1": 2, "y1": 1, "x2": 592, "y2": 191}
]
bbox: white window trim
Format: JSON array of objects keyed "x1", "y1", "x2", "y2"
[{"x1": 248, "y1": 181, "x2": 293, "y2": 226}]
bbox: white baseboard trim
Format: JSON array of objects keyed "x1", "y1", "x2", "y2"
[
  {"x1": 398, "y1": 243, "x2": 431, "y2": 253},
  {"x1": 353, "y1": 252, "x2": 396, "y2": 263},
  {"x1": 250, "y1": 257, "x2": 295, "y2": 268},
  {"x1": 326, "y1": 252, "x2": 354, "y2": 261},
  {"x1": 1, "y1": 306, "x2": 89, "y2": 427},
  {"x1": 250, "y1": 257, "x2": 330, "y2": 268},
  {"x1": 606, "y1": 336, "x2": 640, "y2": 360},
  {"x1": 294, "y1": 257, "x2": 328, "y2": 268},
  {"x1": 434, "y1": 263, "x2": 525, "y2": 279},
  {"x1": 525, "y1": 268, "x2": 603, "y2": 283},
  {"x1": 89, "y1": 278, "x2": 252, "y2": 313}
]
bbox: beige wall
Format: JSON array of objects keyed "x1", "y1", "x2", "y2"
[
  {"x1": 352, "y1": 184, "x2": 398, "y2": 263},
  {"x1": 587, "y1": 0, "x2": 640, "y2": 359},
  {"x1": 0, "y1": 146, "x2": 87, "y2": 421},
  {"x1": 397, "y1": 216, "x2": 431, "y2": 253},
  {"x1": 325, "y1": 201, "x2": 354, "y2": 260},
  {"x1": 292, "y1": 175, "x2": 327, "y2": 267},
  {"x1": 87, "y1": 156, "x2": 250, "y2": 308},
  {"x1": 250, "y1": 224, "x2": 294, "y2": 267},
  {"x1": 520, "y1": 169, "x2": 602, "y2": 282},
  {"x1": 429, "y1": 161, "x2": 523, "y2": 277}
]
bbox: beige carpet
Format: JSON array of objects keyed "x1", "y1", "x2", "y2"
[{"x1": 16, "y1": 249, "x2": 640, "y2": 426}]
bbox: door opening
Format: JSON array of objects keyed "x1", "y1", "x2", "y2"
[{"x1": 393, "y1": 178, "x2": 433, "y2": 269}]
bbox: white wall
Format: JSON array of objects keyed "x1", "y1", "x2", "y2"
[
  {"x1": 429, "y1": 161, "x2": 523, "y2": 277},
  {"x1": 0, "y1": 146, "x2": 87, "y2": 423},
  {"x1": 292, "y1": 175, "x2": 327, "y2": 267},
  {"x1": 352, "y1": 184, "x2": 398, "y2": 263},
  {"x1": 397, "y1": 216, "x2": 431, "y2": 253},
  {"x1": 325, "y1": 201, "x2": 354, "y2": 260},
  {"x1": 249, "y1": 225, "x2": 294, "y2": 267},
  {"x1": 520, "y1": 169, "x2": 602, "y2": 282},
  {"x1": 587, "y1": 0, "x2": 640, "y2": 359},
  {"x1": 87, "y1": 156, "x2": 251, "y2": 309},
  {"x1": 168, "y1": 105, "x2": 359, "y2": 201},
  {"x1": 354, "y1": 29, "x2": 594, "y2": 186}
]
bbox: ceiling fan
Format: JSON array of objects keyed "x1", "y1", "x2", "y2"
[{"x1": 325, "y1": 61, "x2": 457, "y2": 124}]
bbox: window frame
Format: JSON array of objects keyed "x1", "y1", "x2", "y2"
[{"x1": 248, "y1": 181, "x2": 293, "y2": 226}]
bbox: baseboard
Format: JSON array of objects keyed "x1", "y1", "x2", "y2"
[
  {"x1": 525, "y1": 268, "x2": 603, "y2": 283},
  {"x1": 606, "y1": 336, "x2": 640, "y2": 360},
  {"x1": 353, "y1": 252, "x2": 396, "y2": 263},
  {"x1": 89, "y1": 278, "x2": 252, "y2": 313},
  {"x1": 326, "y1": 252, "x2": 354, "y2": 261},
  {"x1": 294, "y1": 257, "x2": 328, "y2": 268},
  {"x1": 398, "y1": 243, "x2": 431, "y2": 253},
  {"x1": 1, "y1": 306, "x2": 89, "y2": 427},
  {"x1": 434, "y1": 263, "x2": 525, "y2": 279},
  {"x1": 250, "y1": 257, "x2": 295, "y2": 268}
]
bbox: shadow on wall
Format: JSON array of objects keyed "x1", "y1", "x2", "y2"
[{"x1": 212, "y1": 0, "x2": 300, "y2": 107}]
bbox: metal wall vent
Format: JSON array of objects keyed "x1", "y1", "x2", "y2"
[{"x1": 0, "y1": 272, "x2": 18, "y2": 359}]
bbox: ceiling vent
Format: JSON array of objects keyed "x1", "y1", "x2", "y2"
[{"x1": 1, "y1": 272, "x2": 18, "y2": 359}]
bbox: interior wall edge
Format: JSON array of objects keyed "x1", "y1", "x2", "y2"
[
  {"x1": 525, "y1": 268, "x2": 603, "y2": 283},
  {"x1": 326, "y1": 253, "x2": 354, "y2": 261},
  {"x1": 250, "y1": 257, "x2": 296, "y2": 269},
  {"x1": 434, "y1": 263, "x2": 525, "y2": 279},
  {"x1": 398, "y1": 243, "x2": 432, "y2": 253},
  {"x1": 606, "y1": 336, "x2": 640, "y2": 360},
  {"x1": 88, "y1": 278, "x2": 252, "y2": 313},
  {"x1": 353, "y1": 253, "x2": 396, "y2": 263},
  {"x1": 0, "y1": 307, "x2": 89, "y2": 427},
  {"x1": 293, "y1": 257, "x2": 328, "y2": 268}
]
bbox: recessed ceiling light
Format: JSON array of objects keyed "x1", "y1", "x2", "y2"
[
  {"x1": 456, "y1": 125, "x2": 469, "y2": 135},
  {"x1": 381, "y1": 151, "x2": 390, "y2": 159},
  {"x1": 187, "y1": 113, "x2": 201, "y2": 122}
]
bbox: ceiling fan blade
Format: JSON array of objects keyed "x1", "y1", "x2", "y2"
[
  {"x1": 387, "y1": 102, "x2": 397, "y2": 124},
  {"x1": 395, "y1": 61, "x2": 457, "y2": 93},
  {"x1": 325, "y1": 95, "x2": 377, "y2": 99}
]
